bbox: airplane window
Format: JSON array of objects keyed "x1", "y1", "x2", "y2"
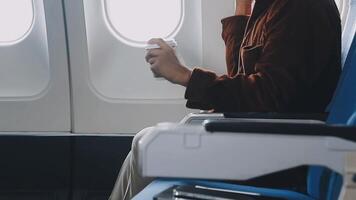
[
  {"x1": 104, "y1": 0, "x2": 184, "y2": 47},
  {"x1": 0, "y1": 0, "x2": 34, "y2": 44}
]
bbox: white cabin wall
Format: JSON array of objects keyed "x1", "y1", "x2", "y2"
[
  {"x1": 201, "y1": 0, "x2": 235, "y2": 75},
  {"x1": 0, "y1": 0, "x2": 236, "y2": 134},
  {"x1": 66, "y1": 0, "x2": 236, "y2": 134},
  {"x1": 0, "y1": 0, "x2": 71, "y2": 131},
  {"x1": 66, "y1": 0, "x2": 200, "y2": 134}
]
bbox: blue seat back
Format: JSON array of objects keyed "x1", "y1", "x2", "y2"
[
  {"x1": 327, "y1": 0, "x2": 356, "y2": 125},
  {"x1": 309, "y1": 4, "x2": 356, "y2": 200},
  {"x1": 327, "y1": 0, "x2": 356, "y2": 109},
  {"x1": 308, "y1": 166, "x2": 343, "y2": 200},
  {"x1": 327, "y1": 34, "x2": 356, "y2": 125}
]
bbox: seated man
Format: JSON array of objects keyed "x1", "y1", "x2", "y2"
[{"x1": 110, "y1": 0, "x2": 341, "y2": 199}]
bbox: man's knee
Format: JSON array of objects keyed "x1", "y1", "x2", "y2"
[{"x1": 132, "y1": 126, "x2": 154, "y2": 156}]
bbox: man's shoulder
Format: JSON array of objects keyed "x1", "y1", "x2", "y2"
[
  {"x1": 271, "y1": 0, "x2": 337, "y2": 11},
  {"x1": 265, "y1": 0, "x2": 304, "y2": 22},
  {"x1": 267, "y1": 0, "x2": 335, "y2": 19},
  {"x1": 268, "y1": 0, "x2": 306, "y2": 10}
]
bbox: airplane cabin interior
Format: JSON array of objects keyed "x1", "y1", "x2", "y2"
[{"x1": 0, "y1": 0, "x2": 355, "y2": 199}]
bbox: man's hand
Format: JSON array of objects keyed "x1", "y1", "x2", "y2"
[
  {"x1": 145, "y1": 38, "x2": 192, "y2": 87},
  {"x1": 235, "y1": 0, "x2": 253, "y2": 16}
]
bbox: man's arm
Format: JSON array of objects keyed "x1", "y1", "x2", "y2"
[
  {"x1": 235, "y1": 0, "x2": 253, "y2": 16},
  {"x1": 221, "y1": 0, "x2": 252, "y2": 76},
  {"x1": 145, "y1": 0, "x2": 253, "y2": 85}
]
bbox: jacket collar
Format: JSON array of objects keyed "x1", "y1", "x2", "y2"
[
  {"x1": 247, "y1": 0, "x2": 275, "y2": 28},
  {"x1": 253, "y1": 0, "x2": 276, "y2": 15}
]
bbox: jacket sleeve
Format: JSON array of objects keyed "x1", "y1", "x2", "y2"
[
  {"x1": 185, "y1": 1, "x2": 312, "y2": 112},
  {"x1": 221, "y1": 16, "x2": 249, "y2": 76}
]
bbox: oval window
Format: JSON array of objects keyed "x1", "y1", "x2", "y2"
[
  {"x1": 104, "y1": 0, "x2": 184, "y2": 47},
  {"x1": 0, "y1": 0, "x2": 34, "y2": 44}
]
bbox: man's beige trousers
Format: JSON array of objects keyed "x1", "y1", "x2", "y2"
[{"x1": 109, "y1": 127, "x2": 155, "y2": 200}]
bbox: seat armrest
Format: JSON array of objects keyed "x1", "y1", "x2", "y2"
[
  {"x1": 224, "y1": 112, "x2": 328, "y2": 121},
  {"x1": 180, "y1": 113, "x2": 224, "y2": 125},
  {"x1": 204, "y1": 120, "x2": 356, "y2": 142},
  {"x1": 138, "y1": 123, "x2": 356, "y2": 180},
  {"x1": 180, "y1": 112, "x2": 327, "y2": 125}
]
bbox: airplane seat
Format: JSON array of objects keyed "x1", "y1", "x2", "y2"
[
  {"x1": 305, "y1": 28, "x2": 356, "y2": 199},
  {"x1": 307, "y1": 166, "x2": 343, "y2": 200},
  {"x1": 304, "y1": 9, "x2": 356, "y2": 198},
  {"x1": 327, "y1": 16, "x2": 356, "y2": 124},
  {"x1": 133, "y1": 12, "x2": 356, "y2": 200}
]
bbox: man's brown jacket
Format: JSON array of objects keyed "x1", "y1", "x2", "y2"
[{"x1": 185, "y1": 0, "x2": 341, "y2": 113}]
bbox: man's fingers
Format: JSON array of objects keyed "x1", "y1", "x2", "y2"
[
  {"x1": 148, "y1": 38, "x2": 161, "y2": 45},
  {"x1": 145, "y1": 49, "x2": 160, "y2": 62},
  {"x1": 156, "y1": 38, "x2": 170, "y2": 49},
  {"x1": 145, "y1": 52, "x2": 154, "y2": 63},
  {"x1": 150, "y1": 63, "x2": 161, "y2": 77},
  {"x1": 147, "y1": 38, "x2": 170, "y2": 49},
  {"x1": 148, "y1": 58, "x2": 156, "y2": 65}
]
